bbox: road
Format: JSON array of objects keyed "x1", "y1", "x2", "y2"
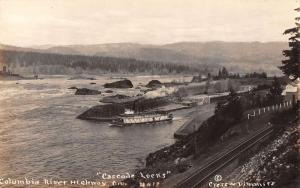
[{"x1": 174, "y1": 103, "x2": 215, "y2": 138}]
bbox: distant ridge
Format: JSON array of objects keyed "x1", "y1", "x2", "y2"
[{"x1": 1, "y1": 41, "x2": 288, "y2": 74}]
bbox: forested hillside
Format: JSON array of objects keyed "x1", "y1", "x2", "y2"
[
  {"x1": 29, "y1": 42, "x2": 287, "y2": 75},
  {"x1": 0, "y1": 49, "x2": 202, "y2": 75}
]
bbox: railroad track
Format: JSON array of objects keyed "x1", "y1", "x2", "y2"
[{"x1": 174, "y1": 126, "x2": 273, "y2": 188}]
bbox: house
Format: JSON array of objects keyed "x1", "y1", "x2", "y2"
[{"x1": 282, "y1": 78, "x2": 299, "y2": 103}]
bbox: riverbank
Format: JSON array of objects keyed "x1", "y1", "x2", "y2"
[
  {"x1": 111, "y1": 101, "x2": 296, "y2": 188},
  {"x1": 223, "y1": 108, "x2": 299, "y2": 188},
  {"x1": 0, "y1": 73, "x2": 35, "y2": 80}
]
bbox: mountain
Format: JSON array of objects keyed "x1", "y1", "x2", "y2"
[
  {"x1": 1, "y1": 41, "x2": 288, "y2": 74},
  {"x1": 0, "y1": 43, "x2": 35, "y2": 52},
  {"x1": 161, "y1": 41, "x2": 288, "y2": 74},
  {"x1": 0, "y1": 48, "x2": 201, "y2": 75},
  {"x1": 46, "y1": 46, "x2": 80, "y2": 55},
  {"x1": 29, "y1": 44, "x2": 55, "y2": 49}
]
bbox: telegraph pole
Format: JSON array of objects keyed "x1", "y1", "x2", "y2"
[{"x1": 194, "y1": 123, "x2": 198, "y2": 157}]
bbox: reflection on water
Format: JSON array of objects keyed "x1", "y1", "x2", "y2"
[{"x1": 0, "y1": 75, "x2": 188, "y2": 181}]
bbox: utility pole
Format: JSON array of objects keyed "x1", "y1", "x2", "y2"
[{"x1": 194, "y1": 123, "x2": 198, "y2": 157}]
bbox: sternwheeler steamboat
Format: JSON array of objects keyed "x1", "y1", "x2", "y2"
[{"x1": 112, "y1": 109, "x2": 173, "y2": 127}]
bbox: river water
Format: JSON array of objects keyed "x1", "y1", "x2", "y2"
[{"x1": 0, "y1": 75, "x2": 192, "y2": 183}]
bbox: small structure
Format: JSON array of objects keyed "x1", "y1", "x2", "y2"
[
  {"x1": 191, "y1": 74, "x2": 207, "y2": 82},
  {"x1": 282, "y1": 78, "x2": 299, "y2": 103},
  {"x1": 185, "y1": 94, "x2": 211, "y2": 105},
  {"x1": 3, "y1": 66, "x2": 7, "y2": 73}
]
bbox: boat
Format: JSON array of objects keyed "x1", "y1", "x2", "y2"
[{"x1": 111, "y1": 109, "x2": 173, "y2": 127}]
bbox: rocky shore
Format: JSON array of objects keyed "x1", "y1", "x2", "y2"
[
  {"x1": 243, "y1": 128, "x2": 299, "y2": 188},
  {"x1": 224, "y1": 107, "x2": 299, "y2": 188}
]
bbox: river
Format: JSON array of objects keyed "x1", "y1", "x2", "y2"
[{"x1": 0, "y1": 75, "x2": 192, "y2": 183}]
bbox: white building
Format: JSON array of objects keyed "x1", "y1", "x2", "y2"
[{"x1": 282, "y1": 78, "x2": 299, "y2": 102}]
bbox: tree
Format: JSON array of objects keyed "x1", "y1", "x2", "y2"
[
  {"x1": 204, "y1": 76, "x2": 210, "y2": 94},
  {"x1": 218, "y1": 69, "x2": 222, "y2": 79},
  {"x1": 268, "y1": 77, "x2": 283, "y2": 104},
  {"x1": 214, "y1": 100, "x2": 225, "y2": 114},
  {"x1": 215, "y1": 88, "x2": 244, "y2": 122},
  {"x1": 214, "y1": 82, "x2": 223, "y2": 93},
  {"x1": 221, "y1": 67, "x2": 229, "y2": 78},
  {"x1": 279, "y1": 7, "x2": 300, "y2": 80},
  {"x1": 227, "y1": 95, "x2": 244, "y2": 121},
  {"x1": 207, "y1": 72, "x2": 211, "y2": 79},
  {"x1": 261, "y1": 72, "x2": 267, "y2": 79},
  {"x1": 228, "y1": 87, "x2": 238, "y2": 98}
]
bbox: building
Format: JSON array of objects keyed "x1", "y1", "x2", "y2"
[
  {"x1": 0, "y1": 65, "x2": 21, "y2": 78},
  {"x1": 282, "y1": 78, "x2": 299, "y2": 103}
]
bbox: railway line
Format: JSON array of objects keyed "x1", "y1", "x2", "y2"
[{"x1": 174, "y1": 125, "x2": 273, "y2": 188}]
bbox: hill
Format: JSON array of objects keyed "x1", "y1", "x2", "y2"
[
  {"x1": 0, "y1": 49, "x2": 201, "y2": 75},
  {"x1": 30, "y1": 41, "x2": 287, "y2": 74},
  {"x1": 1, "y1": 41, "x2": 288, "y2": 75}
]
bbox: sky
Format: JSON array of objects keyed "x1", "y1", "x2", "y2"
[{"x1": 0, "y1": 0, "x2": 299, "y2": 46}]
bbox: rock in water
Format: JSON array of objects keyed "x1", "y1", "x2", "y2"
[
  {"x1": 104, "y1": 79, "x2": 133, "y2": 88},
  {"x1": 75, "y1": 88, "x2": 101, "y2": 95},
  {"x1": 68, "y1": 86, "x2": 78, "y2": 90},
  {"x1": 104, "y1": 90, "x2": 114, "y2": 93},
  {"x1": 146, "y1": 80, "x2": 162, "y2": 88}
]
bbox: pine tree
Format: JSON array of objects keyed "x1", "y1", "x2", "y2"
[
  {"x1": 221, "y1": 67, "x2": 229, "y2": 78},
  {"x1": 279, "y1": 7, "x2": 300, "y2": 80},
  {"x1": 261, "y1": 72, "x2": 267, "y2": 79},
  {"x1": 218, "y1": 69, "x2": 222, "y2": 79},
  {"x1": 228, "y1": 87, "x2": 237, "y2": 98},
  {"x1": 268, "y1": 77, "x2": 283, "y2": 103}
]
